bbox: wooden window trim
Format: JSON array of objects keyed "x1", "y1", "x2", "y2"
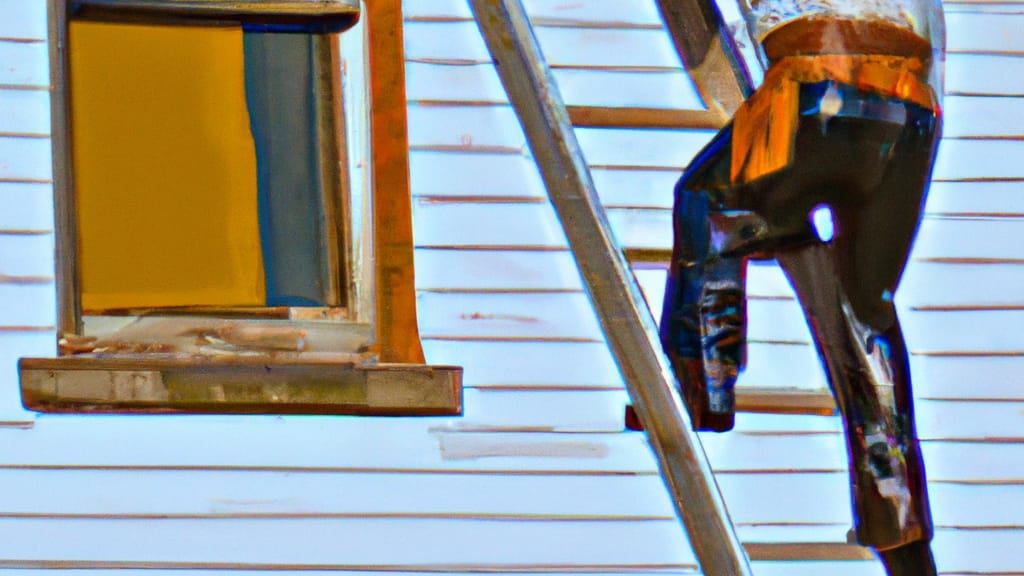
[{"x1": 21, "y1": 0, "x2": 462, "y2": 416}]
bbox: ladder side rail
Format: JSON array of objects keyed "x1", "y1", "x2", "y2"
[
  {"x1": 468, "y1": 2, "x2": 753, "y2": 574},
  {"x1": 655, "y1": 0, "x2": 755, "y2": 117}
]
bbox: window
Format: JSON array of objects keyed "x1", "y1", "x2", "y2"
[{"x1": 18, "y1": 0, "x2": 461, "y2": 415}]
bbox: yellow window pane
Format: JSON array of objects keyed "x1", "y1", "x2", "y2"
[{"x1": 71, "y1": 21, "x2": 265, "y2": 311}]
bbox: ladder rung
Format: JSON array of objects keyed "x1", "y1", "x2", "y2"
[
  {"x1": 745, "y1": 542, "x2": 873, "y2": 562},
  {"x1": 625, "y1": 247, "x2": 673, "y2": 264},
  {"x1": 737, "y1": 388, "x2": 836, "y2": 416},
  {"x1": 622, "y1": 249, "x2": 837, "y2": 418},
  {"x1": 567, "y1": 106, "x2": 725, "y2": 130}
]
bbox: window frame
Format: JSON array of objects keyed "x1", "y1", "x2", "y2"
[
  {"x1": 19, "y1": 0, "x2": 462, "y2": 416},
  {"x1": 50, "y1": 0, "x2": 363, "y2": 337}
]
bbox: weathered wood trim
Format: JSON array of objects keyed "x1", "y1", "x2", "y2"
[
  {"x1": 366, "y1": 0, "x2": 426, "y2": 364},
  {"x1": 71, "y1": 315, "x2": 373, "y2": 356},
  {"x1": 20, "y1": 356, "x2": 462, "y2": 415},
  {"x1": 46, "y1": 1, "x2": 364, "y2": 337},
  {"x1": 68, "y1": 0, "x2": 360, "y2": 32},
  {"x1": 241, "y1": 31, "x2": 347, "y2": 307},
  {"x1": 317, "y1": 34, "x2": 353, "y2": 313},
  {"x1": 80, "y1": 306, "x2": 347, "y2": 320},
  {"x1": 49, "y1": 0, "x2": 79, "y2": 337}
]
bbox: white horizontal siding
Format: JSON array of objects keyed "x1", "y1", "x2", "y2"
[
  {"x1": 1, "y1": 414, "x2": 1020, "y2": 482},
  {"x1": 591, "y1": 168, "x2": 682, "y2": 208},
  {"x1": 0, "y1": 40, "x2": 48, "y2": 87},
  {"x1": 415, "y1": 168, "x2": 1024, "y2": 217},
  {"x1": 577, "y1": 127, "x2": 716, "y2": 168},
  {"x1": 413, "y1": 200, "x2": 567, "y2": 248},
  {"x1": 0, "y1": 467, "x2": 680, "y2": 518},
  {"x1": 414, "y1": 198, "x2": 1024, "y2": 264},
  {"x1": 0, "y1": 331, "x2": 52, "y2": 421},
  {"x1": 407, "y1": 61, "x2": 703, "y2": 109},
  {"x1": 926, "y1": 181, "x2": 1024, "y2": 216},
  {"x1": 415, "y1": 249, "x2": 583, "y2": 291},
  {"x1": 912, "y1": 355, "x2": 1024, "y2": 399},
  {"x1": 943, "y1": 96, "x2": 1024, "y2": 138},
  {"x1": 408, "y1": 105, "x2": 526, "y2": 150},
  {"x1": 404, "y1": 21, "x2": 681, "y2": 69},
  {"x1": 410, "y1": 151, "x2": 544, "y2": 198},
  {"x1": 553, "y1": 68, "x2": 704, "y2": 109},
  {"x1": 0, "y1": 183, "x2": 52, "y2": 231},
  {"x1": 416, "y1": 251, "x2": 798, "y2": 298},
  {"x1": 405, "y1": 0, "x2": 665, "y2": 26},
  {"x1": 0, "y1": 469, "x2": 1014, "y2": 543},
  {"x1": 0, "y1": 516, "x2": 700, "y2": 568},
  {"x1": 0, "y1": 135, "x2": 51, "y2": 181},
  {"x1": 0, "y1": 571, "x2": 700, "y2": 576},
  {"x1": 0, "y1": 89, "x2": 49, "y2": 135},
  {"x1": 0, "y1": 284, "x2": 56, "y2": 327},
  {"x1": 418, "y1": 291, "x2": 605, "y2": 341},
  {"x1": 0, "y1": 232, "x2": 54, "y2": 277},
  {"x1": 0, "y1": 0, "x2": 53, "y2": 419},
  {"x1": 946, "y1": 12, "x2": 1024, "y2": 53},
  {"x1": 406, "y1": 61, "x2": 507, "y2": 103},
  {"x1": 401, "y1": 7, "x2": 704, "y2": 109},
  {"x1": 0, "y1": 502, "x2": 1011, "y2": 569},
  {"x1": 43, "y1": 464, "x2": 1024, "y2": 525},
  {"x1": 946, "y1": 53, "x2": 1024, "y2": 95},
  {"x1": 403, "y1": 4, "x2": 1024, "y2": 575},
  {"x1": 0, "y1": 0, "x2": 46, "y2": 41},
  {"x1": 0, "y1": 0, "x2": 1019, "y2": 574},
  {"x1": 423, "y1": 339, "x2": 623, "y2": 388}
]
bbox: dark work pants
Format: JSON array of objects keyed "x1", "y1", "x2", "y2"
[{"x1": 660, "y1": 80, "x2": 941, "y2": 549}]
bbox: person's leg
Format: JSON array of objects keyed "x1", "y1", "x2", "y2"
[
  {"x1": 778, "y1": 244, "x2": 935, "y2": 556},
  {"x1": 657, "y1": 80, "x2": 940, "y2": 571},
  {"x1": 772, "y1": 90, "x2": 940, "y2": 570},
  {"x1": 659, "y1": 128, "x2": 750, "y2": 432}
]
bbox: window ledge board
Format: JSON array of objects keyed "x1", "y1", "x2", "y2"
[{"x1": 19, "y1": 356, "x2": 462, "y2": 416}]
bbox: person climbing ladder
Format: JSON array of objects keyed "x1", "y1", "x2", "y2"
[{"x1": 659, "y1": 0, "x2": 945, "y2": 573}]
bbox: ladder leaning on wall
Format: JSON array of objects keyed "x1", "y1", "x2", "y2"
[{"x1": 467, "y1": 1, "x2": 756, "y2": 574}]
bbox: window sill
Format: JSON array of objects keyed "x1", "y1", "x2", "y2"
[{"x1": 19, "y1": 356, "x2": 462, "y2": 416}]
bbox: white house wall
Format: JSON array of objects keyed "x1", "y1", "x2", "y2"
[
  {"x1": 0, "y1": 0, "x2": 55, "y2": 423},
  {"x1": 0, "y1": 0, "x2": 1021, "y2": 574}
]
